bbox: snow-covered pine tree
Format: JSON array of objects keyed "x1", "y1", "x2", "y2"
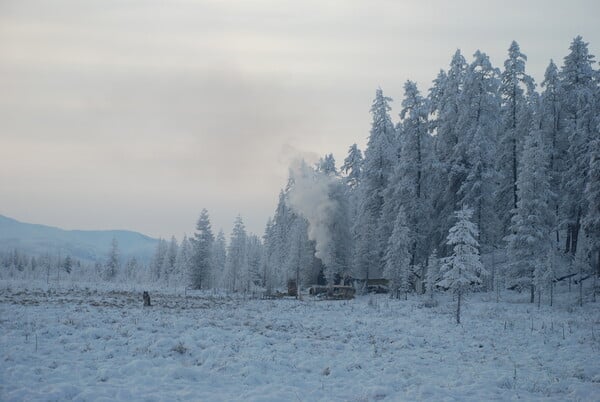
[
  {"x1": 190, "y1": 209, "x2": 214, "y2": 289},
  {"x1": 211, "y1": 230, "x2": 227, "y2": 289},
  {"x1": 381, "y1": 81, "x2": 432, "y2": 275},
  {"x1": 583, "y1": 135, "x2": 600, "y2": 301},
  {"x1": 150, "y1": 238, "x2": 168, "y2": 282},
  {"x1": 261, "y1": 218, "x2": 277, "y2": 294},
  {"x1": 429, "y1": 50, "x2": 467, "y2": 255},
  {"x1": 341, "y1": 143, "x2": 363, "y2": 276},
  {"x1": 341, "y1": 143, "x2": 363, "y2": 190},
  {"x1": 383, "y1": 207, "x2": 412, "y2": 299},
  {"x1": 161, "y1": 236, "x2": 178, "y2": 286},
  {"x1": 174, "y1": 236, "x2": 192, "y2": 287},
  {"x1": 286, "y1": 217, "x2": 313, "y2": 297},
  {"x1": 540, "y1": 60, "x2": 565, "y2": 248},
  {"x1": 559, "y1": 36, "x2": 596, "y2": 255},
  {"x1": 497, "y1": 41, "x2": 536, "y2": 236},
  {"x1": 224, "y1": 215, "x2": 247, "y2": 292},
  {"x1": 355, "y1": 88, "x2": 397, "y2": 281},
  {"x1": 455, "y1": 51, "x2": 501, "y2": 250},
  {"x1": 439, "y1": 206, "x2": 487, "y2": 324},
  {"x1": 246, "y1": 234, "x2": 263, "y2": 292},
  {"x1": 318, "y1": 153, "x2": 336, "y2": 175},
  {"x1": 506, "y1": 129, "x2": 555, "y2": 303},
  {"x1": 104, "y1": 237, "x2": 120, "y2": 281}
]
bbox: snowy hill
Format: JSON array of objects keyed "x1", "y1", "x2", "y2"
[{"x1": 0, "y1": 214, "x2": 158, "y2": 263}]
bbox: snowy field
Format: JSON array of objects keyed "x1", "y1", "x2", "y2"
[{"x1": 1, "y1": 281, "x2": 599, "y2": 401}]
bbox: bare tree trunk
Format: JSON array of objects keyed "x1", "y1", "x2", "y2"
[
  {"x1": 579, "y1": 258, "x2": 584, "y2": 307},
  {"x1": 550, "y1": 282, "x2": 554, "y2": 307},
  {"x1": 456, "y1": 290, "x2": 462, "y2": 324},
  {"x1": 530, "y1": 283, "x2": 535, "y2": 304}
]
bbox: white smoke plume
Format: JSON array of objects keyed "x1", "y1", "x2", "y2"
[{"x1": 286, "y1": 159, "x2": 338, "y2": 280}]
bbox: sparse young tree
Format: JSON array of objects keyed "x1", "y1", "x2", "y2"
[{"x1": 439, "y1": 206, "x2": 487, "y2": 324}]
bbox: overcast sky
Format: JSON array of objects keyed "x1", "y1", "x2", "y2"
[{"x1": 1, "y1": 0, "x2": 598, "y2": 240}]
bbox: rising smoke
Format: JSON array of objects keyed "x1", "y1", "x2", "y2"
[{"x1": 286, "y1": 159, "x2": 339, "y2": 282}]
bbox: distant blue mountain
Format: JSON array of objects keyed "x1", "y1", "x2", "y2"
[{"x1": 0, "y1": 215, "x2": 158, "y2": 263}]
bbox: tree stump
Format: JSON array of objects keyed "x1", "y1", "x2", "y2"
[{"x1": 143, "y1": 291, "x2": 151, "y2": 306}]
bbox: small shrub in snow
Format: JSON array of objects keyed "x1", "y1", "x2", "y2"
[{"x1": 171, "y1": 342, "x2": 188, "y2": 355}]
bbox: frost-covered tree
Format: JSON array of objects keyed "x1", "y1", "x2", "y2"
[
  {"x1": 506, "y1": 130, "x2": 555, "y2": 303},
  {"x1": 124, "y1": 256, "x2": 140, "y2": 282},
  {"x1": 497, "y1": 41, "x2": 536, "y2": 234},
  {"x1": 261, "y1": 218, "x2": 277, "y2": 293},
  {"x1": 341, "y1": 143, "x2": 363, "y2": 190},
  {"x1": 381, "y1": 81, "x2": 433, "y2": 270},
  {"x1": 150, "y1": 238, "x2": 168, "y2": 282},
  {"x1": 211, "y1": 230, "x2": 227, "y2": 289},
  {"x1": 383, "y1": 208, "x2": 412, "y2": 299},
  {"x1": 455, "y1": 51, "x2": 501, "y2": 249},
  {"x1": 286, "y1": 217, "x2": 313, "y2": 296},
  {"x1": 341, "y1": 143, "x2": 363, "y2": 275},
  {"x1": 583, "y1": 136, "x2": 600, "y2": 297},
  {"x1": 104, "y1": 237, "x2": 120, "y2": 281},
  {"x1": 190, "y1": 209, "x2": 214, "y2": 289},
  {"x1": 540, "y1": 59, "x2": 565, "y2": 247},
  {"x1": 317, "y1": 153, "x2": 336, "y2": 175},
  {"x1": 355, "y1": 88, "x2": 397, "y2": 280},
  {"x1": 439, "y1": 206, "x2": 487, "y2": 324},
  {"x1": 161, "y1": 236, "x2": 178, "y2": 286},
  {"x1": 429, "y1": 50, "x2": 467, "y2": 254},
  {"x1": 224, "y1": 215, "x2": 247, "y2": 292},
  {"x1": 246, "y1": 234, "x2": 263, "y2": 291},
  {"x1": 560, "y1": 36, "x2": 596, "y2": 254}
]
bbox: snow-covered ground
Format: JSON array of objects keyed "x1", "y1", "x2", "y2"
[{"x1": 1, "y1": 281, "x2": 599, "y2": 401}]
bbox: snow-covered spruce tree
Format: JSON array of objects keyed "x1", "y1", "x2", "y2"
[
  {"x1": 381, "y1": 81, "x2": 433, "y2": 276},
  {"x1": 224, "y1": 215, "x2": 247, "y2": 292},
  {"x1": 286, "y1": 217, "x2": 313, "y2": 298},
  {"x1": 429, "y1": 50, "x2": 467, "y2": 255},
  {"x1": 355, "y1": 88, "x2": 397, "y2": 281},
  {"x1": 496, "y1": 41, "x2": 536, "y2": 236},
  {"x1": 341, "y1": 143, "x2": 363, "y2": 191},
  {"x1": 246, "y1": 234, "x2": 263, "y2": 292},
  {"x1": 540, "y1": 60, "x2": 564, "y2": 247},
  {"x1": 104, "y1": 237, "x2": 120, "y2": 281},
  {"x1": 383, "y1": 207, "x2": 412, "y2": 299},
  {"x1": 150, "y1": 238, "x2": 167, "y2": 282},
  {"x1": 211, "y1": 230, "x2": 227, "y2": 289},
  {"x1": 439, "y1": 206, "x2": 487, "y2": 324},
  {"x1": 272, "y1": 190, "x2": 294, "y2": 287},
  {"x1": 261, "y1": 218, "x2": 277, "y2": 294},
  {"x1": 174, "y1": 236, "x2": 192, "y2": 287},
  {"x1": 455, "y1": 51, "x2": 502, "y2": 251},
  {"x1": 341, "y1": 143, "x2": 363, "y2": 275},
  {"x1": 190, "y1": 209, "x2": 214, "y2": 289},
  {"x1": 583, "y1": 135, "x2": 600, "y2": 301},
  {"x1": 161, "y1": 236, "x2": 178, "y2": 286},
  {"x1": 318, "y1": 153, "x2": 336, "y2": 175},
  {"x1": 559, "y1": 36, "x2": 596, "y2": 255},
  {"x1": 506, "y1": 129, "x2": 555, "y2": 303}
]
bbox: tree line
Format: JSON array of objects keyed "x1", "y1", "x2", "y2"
[{"x1": 2, "y1": 37, "x2": 598, "y2": 309}]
